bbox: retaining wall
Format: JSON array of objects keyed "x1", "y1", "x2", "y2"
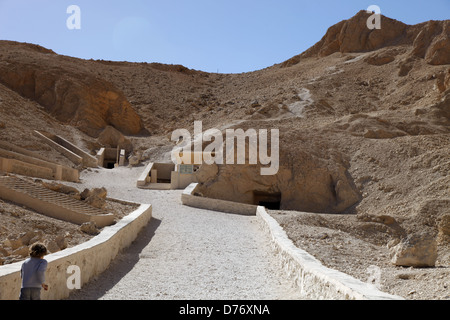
[
  {"x1": 180, "y1": 183, "x2": 403, "y2": 300},
  {"x1": 33, "y1": 131, "x2": 98, "y2": 168},
  {"x1": 181, "y1": 183, "x2": 257, "y2": 216},
  {"x1": 0, "y1": 203, "x2": 152, "y2": 300},
  {"x1": 136, "y1": 162, "x2": 153, "y2": 187},
  {"x1": 0, "y1": 148, "x2": 79, "y2": 182},
  {"x1": 0, "y1": 157, "x2": 54, "y2": 180},
  {"x1": 0, "y1": 141, "x2": 54, "y2": 162},
  {"x1": 256, "y1": 206, "x2": 403, "y2": 300},
  {"x1": 137, "y1": 163, "x2": 197, "y2": 190}
]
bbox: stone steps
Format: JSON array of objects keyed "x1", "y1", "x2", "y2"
[{"x1": 0, "y1": 176, "x2": 114, "y2": 227}]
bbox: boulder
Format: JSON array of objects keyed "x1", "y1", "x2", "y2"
[
  {"x1": 3, "y1": 231, "x2": 36, "y2": 250},
  {"x1": 3, "y1": 238, "x2": 21, "y2": 250},
  {"x1": 12, "y1": 246, "x2": 30, "y2": 258},
  {"x1": 446, "y1": 68, "x2": 450, "y2": 90},
  {"x1": 29, "y1": 230, "x2": 44, "y2": 245},
  {"x1": 390, "y1": 232, "x2": 438, "y2": 267},
  {"x1": 128, "y1": 152, "x2": 142, "y2": 166},
  {"x1": 97, "y1": 125, "x2": 133, "y2": 154},
  {"x1": 364, "y1": 52, "x2": 396, "y2": 66},
  {"x1": 44, "y1": 240, "x2": 60, "y2": 254},
  {"x1": 55, "y1": 235, "x2": 68, "y2": 250},
  {"x1": 0, "y1": 247, "x2": 10, "y2": 257},
  {"x1": 81, "y1": 187, "x2": 107, "y2": 209},
  {"x1": 79, "y1": 221, "x2": 99, "y2": 235}
]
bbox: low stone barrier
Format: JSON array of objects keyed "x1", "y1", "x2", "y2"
[
  {"x1": 0, "y1": 203, "x2": 152, "y2": 300},
  {"x1": 180, "y1": 183, "x2": 403, "y2": 299},
  {"x1": 0, "y1": 148, "x2": 79, "y2": 182},
  {"x1": 181, "y1": 183, "x2": 257, "y2": 216},
  {"x1": 33, "y1": 130, "x2": 98, "y2": 168},
  {"x1": 0, "y1": 157, "x2": 54, "y2": 180},
  {"x1": 136, "y1": 162, "x2": 153, "y2": 187},
  {"x1": 256, "y1": 206, "x2": 404, "y2": 300}
]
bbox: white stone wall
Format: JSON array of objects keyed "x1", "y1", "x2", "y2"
[
  {"x1": 181, "y1": 183, "x2": 257, "y2": 216},
  {"x1": 0, "y1": 203, "x2": 152, "y2": 300},
  {"x1": 256, "y1": 206, "x2": 403, "y2": 300}
]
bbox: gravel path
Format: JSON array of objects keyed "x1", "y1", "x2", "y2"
[{"x1": 67, "y1": 166, "x2": 303, "y2": 300}]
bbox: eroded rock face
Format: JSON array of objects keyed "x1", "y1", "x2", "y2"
[
  {"x1": 412, "y1": 20, "x2": 450, "y2": 65},
  {"x1": 195, "y1": 156, "x2": 360, "y2": 214},
  {"x1": 0, "y1": 45, "x2": 145, "y2": 137},
  {"x1": 283, "y1": 11, "x2": 450, "y2": 67},
  {"x1": 295, "y1": 11, "x2": 409, "y2": 58},
  {"x1": 97, "y1": 125, "x2": 134, "y2": 153}
]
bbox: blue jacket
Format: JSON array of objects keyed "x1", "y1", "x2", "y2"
[{"x1": 21, "y1": 257, "x2": 48, "y2": 288}]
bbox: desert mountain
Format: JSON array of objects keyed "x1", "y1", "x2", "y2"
[
  {"x1": 284, "y1": 10, "x2": 450, "y2": 65},
  {"x1": 0, "y1": 10, "x2": 448, "y2": 227}
]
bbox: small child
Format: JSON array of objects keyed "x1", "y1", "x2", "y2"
[{"x1": 19, "y1": 243, "x2": 49, "y2": 300}]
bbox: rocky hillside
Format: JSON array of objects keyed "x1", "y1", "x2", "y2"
[
  {"x1": 0, "y1": 10, "x2": 448, "y2": 225},
  {"x1": 283, "y1": 10, "x2": 450, "y2": 65},
  {"x1": 0, "y1": 41, "x2": 145, "y2": 137}
]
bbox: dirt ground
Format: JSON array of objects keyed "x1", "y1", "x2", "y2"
[
  {"x1": 270, "y1": 209, "x2": 449, "y2": 300},
  {"x1": 0, "y1": 176, "x2": 139, "y2": 265},
  {"x1": 0, "y1": 171, "x2": 448, "y2": 300}
]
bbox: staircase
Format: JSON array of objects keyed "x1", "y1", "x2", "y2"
[{"x1": 0, "y1": 176, "x2": 115, "y2": 227}]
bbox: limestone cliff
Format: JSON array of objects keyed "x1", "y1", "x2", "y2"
[
  {"x1": 282, "y1": 11, "x2": 450, "y2": 67},
  {"x1": 0, "y1": 41, "x2": 145, "y2": 137}
]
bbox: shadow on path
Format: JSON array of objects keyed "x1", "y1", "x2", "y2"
[{"x1": 66, "y1": 217, "x2": 162, "y2": 300}]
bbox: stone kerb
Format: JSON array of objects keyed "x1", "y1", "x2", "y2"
[
  {"x1": 33, "y1": 130, "x2": 98, "y2": 168},
  {"x1": 53, "y1": 135, "x2": 98, "y2": 168},
  {"x1": 136, "y1": 162, "x2": 154, "y2": 187},
  {"x1": 0, "y1": 147, "x2": 79, "y2": 182},
  {"x1": 256, "y1": 206, "x2": 404, "y2": 300},
  {"x1": 0, "y1": 203, "x2": 152, "y2": 300},
  {"x1": 180, "y1": 183, "x2": 403, "y2": 299},
  {"x1": 33, "y1": 130, "x2": 83, "y2": 166},
  {"x1": 181, "y1": 183, "x2": 257, "y2": 216}
]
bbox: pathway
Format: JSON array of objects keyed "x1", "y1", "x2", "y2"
[{"x1": 67, "y1": 166, "x2": 303, "y2": 300}]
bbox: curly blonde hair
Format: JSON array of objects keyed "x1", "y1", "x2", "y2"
[{"x1": 29, "y1": 243, "x2": 48, "y2": 258}]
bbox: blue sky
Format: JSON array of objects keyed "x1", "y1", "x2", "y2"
[{"x1": 0, "y1": 0, "x2": 448, "y2": 73}]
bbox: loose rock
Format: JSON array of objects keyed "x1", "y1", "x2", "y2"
[{"x1": 390, "y1": 232, "x2": 438, "y2": 267}]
